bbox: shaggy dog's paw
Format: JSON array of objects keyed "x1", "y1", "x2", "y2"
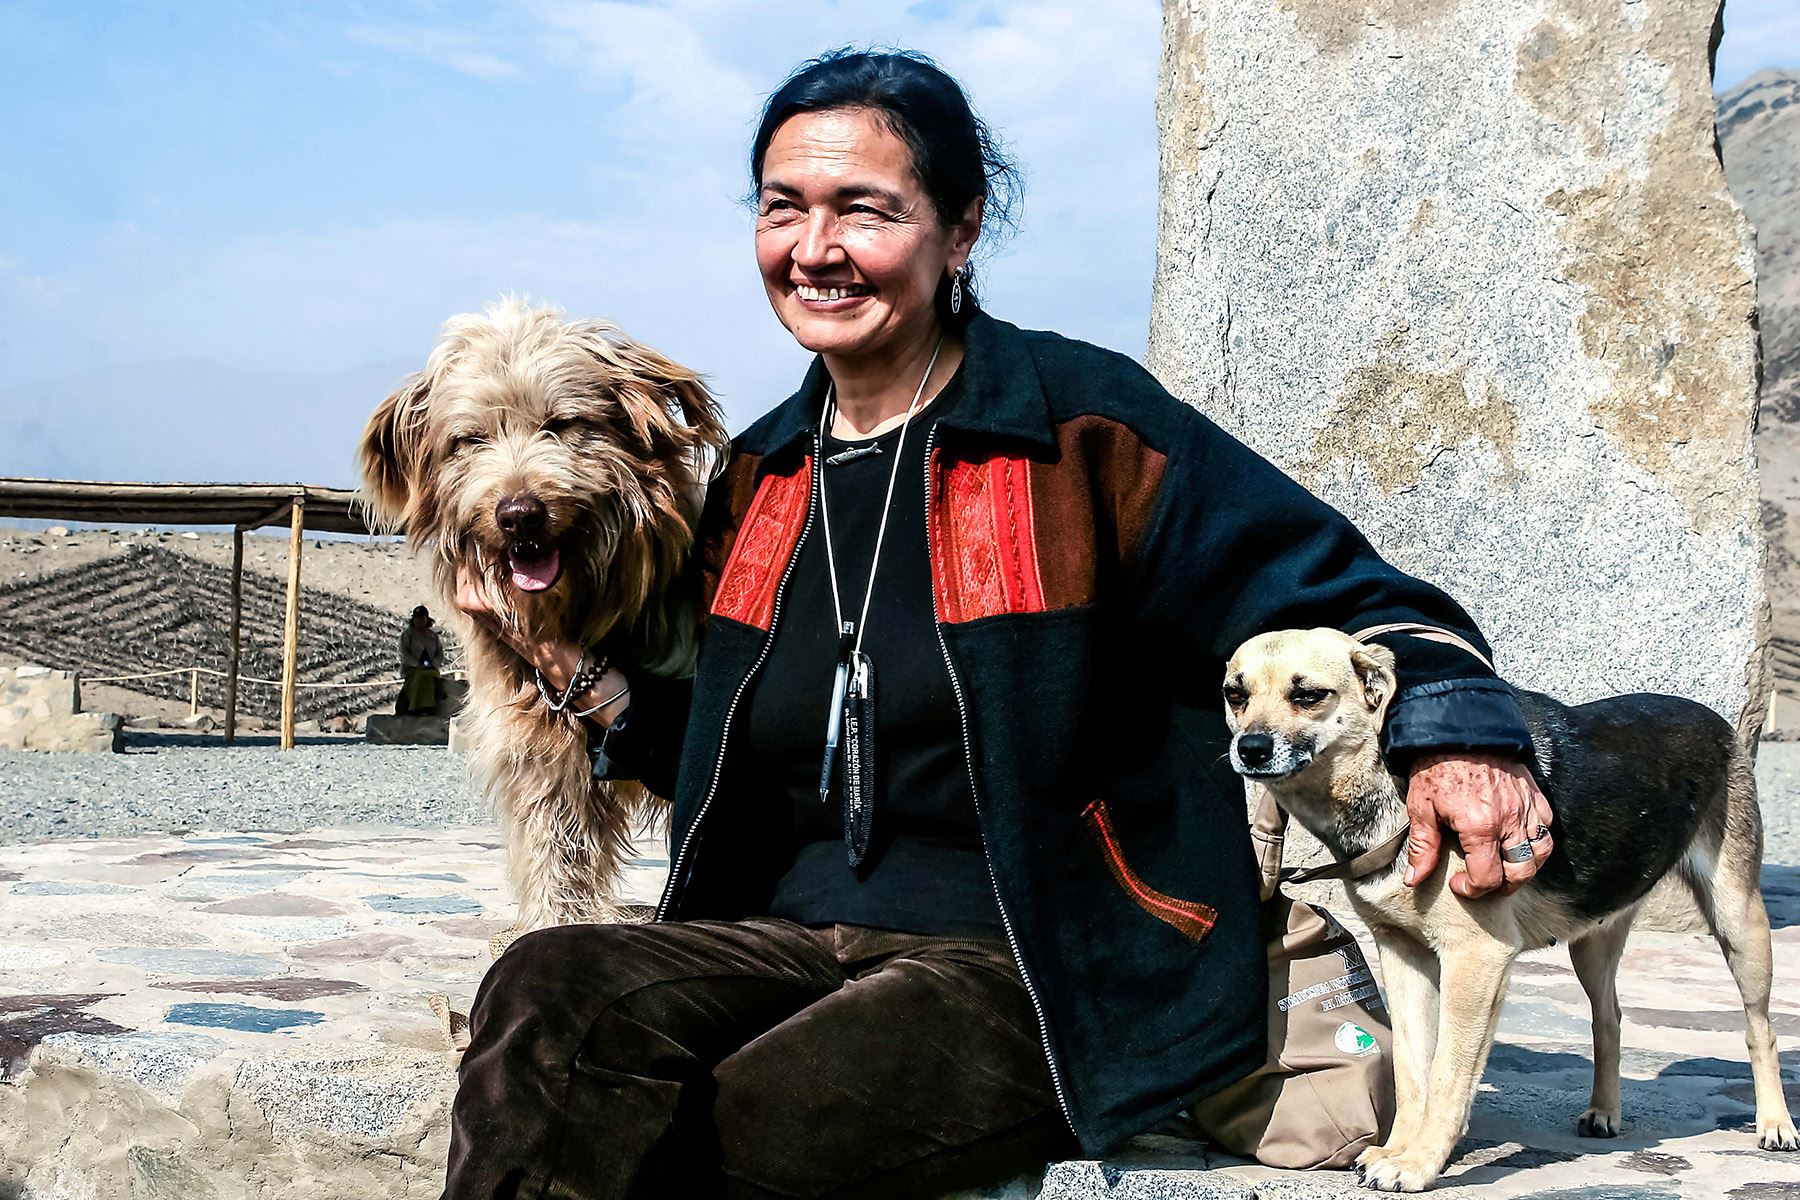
[
  {"x1": 1759, "y1": 1113, "x2": 1800, "y2": 1151},
  {"x1": 1577, "y1": 1106, "x2": 1621, "y2": 1138},
  {"x1": 488, "y1": 925, "x2": 520, "y2": 961},
  {"x1": 428, "y1": 992, "x2": 472, "y2": 1052},
  {"x1": 1355, "y1": 1145, "x2": 1439, "y2": 1192}
]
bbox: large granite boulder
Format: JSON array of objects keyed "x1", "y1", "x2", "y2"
[{"x1": 1149, "y1": 0, "x2": 1766, "y2": 733}]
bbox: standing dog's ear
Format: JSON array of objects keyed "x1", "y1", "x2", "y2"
[
  {"x1": 1350, "y1": 641, "x2": 1399, "y2": 725},
  {"x1": 358, "y1": 373, "x2": 429, "y2": 532}
]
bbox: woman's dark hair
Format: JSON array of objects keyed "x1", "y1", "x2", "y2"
[{"x1": 750, "y1": 47, "x2": 1021, "y2": 328}]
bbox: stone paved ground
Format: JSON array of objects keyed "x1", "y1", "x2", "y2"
[{"x1": 2, "y1": 822, "x2": 1798, "y2": 1198}]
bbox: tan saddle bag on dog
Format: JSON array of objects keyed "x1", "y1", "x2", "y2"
[{"x1": 1189, "y1": 790, "x2": 1400, "y2": 1169}]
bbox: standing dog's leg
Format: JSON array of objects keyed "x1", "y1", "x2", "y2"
[
  {"x1": 1569, "y1": 911, "x2": 1634, "y2": 1138},
  {"x1": 1686, "y1": 772, "x2": 1799, "y2": 1151},
  {"x1": 1357, "y1": 934, "x2": 1439, "y2": 1180},
  {"x1": 1360, "y1": 935, "x2": 1515, "y2": 1192}
]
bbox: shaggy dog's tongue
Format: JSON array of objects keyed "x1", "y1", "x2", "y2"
[{"x1": 508, "y1": 547, "x2": 561, "y2": 592}]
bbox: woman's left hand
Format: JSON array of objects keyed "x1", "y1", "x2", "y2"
[{"x1": 1403, "y1": 752, "x2": 1554, "y2": 898}]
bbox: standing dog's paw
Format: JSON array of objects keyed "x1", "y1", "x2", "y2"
[
  {"x1": 1758, "y1": 1113, "x2": 1800, "y2": 1151},
  {"x1": 1577, "y1": 1107, "x2": 1621, "y2": 1138},
  {"x1": 1355, "y1": 1146, "x2": 1439, "y2": 1192},
  {"x1": 1355, "y1": 1144, "x2": 1396, "y2": 1175}
]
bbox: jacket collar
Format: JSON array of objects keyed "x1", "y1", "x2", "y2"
[{"x1": 738, "y1": 310, "x2": 1056, "y2": 469}]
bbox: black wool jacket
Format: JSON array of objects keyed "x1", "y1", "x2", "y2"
[{"x1": 594, "y1": 310, "x2": 1534, "y2": 1154}]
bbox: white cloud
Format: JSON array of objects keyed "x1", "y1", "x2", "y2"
[
  {"x1": 344, "y1": 24, "x2": 522, "y2": 80},
  {"x1": 2, "y1": 3, "x2": 1162, "y2": 483},
  {"x1": 0, "y1": 254, "x2": 71, "y2": 308}
]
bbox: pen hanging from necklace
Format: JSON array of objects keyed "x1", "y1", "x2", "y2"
[{"x1": 815, "y1": 335, "x2": 946, "y2": 812}]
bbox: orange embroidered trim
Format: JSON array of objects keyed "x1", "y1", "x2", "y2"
[
  {"x1": 710, "y1": 460, "x2": 813, "y2": 631},
  {"x1": 1082, "y1": 799, "x2": 1218, "y2": 942},
  {"x1": 930, "y1": 451, "x2": 1047, "y2": 623}
]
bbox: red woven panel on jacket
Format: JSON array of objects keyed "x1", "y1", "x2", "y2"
[
  {"x1": 1082, "y1": 799, "x2": 1217, "y2": 943},
  {"x1": 710, "y1": 459, "x2": 812, "y2": 631},
  {"x1": 930, "y1": 450, "x2": 1047, "y2": 623}
]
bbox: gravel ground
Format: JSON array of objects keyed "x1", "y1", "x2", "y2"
[
  {"x1": 2, "y1": 735, "x2": 1798, "y2": 861},
  {"x1": 0, "y1": 733, "x2": 488, "y2": 841}
]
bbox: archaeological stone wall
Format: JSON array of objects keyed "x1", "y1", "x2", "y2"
[
  {"x1": 0, "y1": 664, "x2": 122, "y2": 753},
  {"x1": 1149, "y1": 0, "x2": 1766, "y2": 732}
]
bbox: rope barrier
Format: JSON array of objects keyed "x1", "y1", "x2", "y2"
[{"x1": 80, "y1": 665, "x2": 464, "y2": 689}]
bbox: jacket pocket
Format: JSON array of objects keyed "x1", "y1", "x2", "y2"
[{"x1": 1081, "y1": 798, "x2": 1218, "y2": 943}]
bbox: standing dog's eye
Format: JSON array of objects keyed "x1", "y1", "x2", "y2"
[
  {"x1": 445, "y1": 434, "x2": 480, "y2": 456},
  {"x1": 1222, "y1": 685, "x2": 1249, "y2": 710},
  {"x1": 1289, "y1": 687, "x2": 1332, "y2": 708},
  {"x1": 545, "y1": 417, "x2": 587, "y2": 437}
]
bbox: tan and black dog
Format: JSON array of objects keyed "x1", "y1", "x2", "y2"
[{"x1": 1223, "y1": 627, "x2": 1797, "y2": 1192}]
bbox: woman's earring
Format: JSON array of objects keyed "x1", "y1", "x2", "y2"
[{"x1": 950, "y1": 266, "x2": 964, "y2": 316}]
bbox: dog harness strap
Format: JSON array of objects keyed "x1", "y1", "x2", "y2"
[
  {"x1": 1281, "y1": 828, "x2": 1408, "y2": 886},
  {"x1": 1350, "y1": 622, "x2": 1495, "y2": 673}
]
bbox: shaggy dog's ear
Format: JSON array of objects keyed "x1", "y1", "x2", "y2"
[
  {"x1": 568, "y1": 322, "x2": 731, "y2": 478},
  {"x1": 1350, "y1": 641, "x2": 1399, "y2": 722},
  {"x1": 358, "y1": 373, "x2": 430, "y2": 532}
]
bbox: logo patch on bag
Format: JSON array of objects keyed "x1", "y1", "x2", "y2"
[{"x1": 1334, "y1": 1021, "x2": 1379, "y2": 1057}]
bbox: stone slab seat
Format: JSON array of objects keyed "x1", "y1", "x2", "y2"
[{"x1": 3, "y1": 829, "x2": 1797, "y2": 1199}]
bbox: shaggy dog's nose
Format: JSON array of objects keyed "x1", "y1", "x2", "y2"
[
  {"x1": 1236, "y1": 732, "x2": 1275, "y2": 769},
  {"x1": 496, "y1": 494, "x2": 548, "y2": 541}
]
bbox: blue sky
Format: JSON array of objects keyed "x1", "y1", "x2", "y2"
[{"x1": 1, "y1": 1, "x2": 1795, "y2": 488}]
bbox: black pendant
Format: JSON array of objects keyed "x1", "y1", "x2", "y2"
[{"x1": 841, "y1": 649, "x2": 877, "y2": 870}]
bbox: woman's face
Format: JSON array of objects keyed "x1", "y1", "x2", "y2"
[{"x1": 755, "y1": 107, "x2": 978, "y2": 363}]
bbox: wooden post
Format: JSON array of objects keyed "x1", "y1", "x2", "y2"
[
  {"x1": 189, "y1": 668, "x2": 200, "y2": 716},
  {"x1": 224, "y1": 528, "x2": 244, "y2": 744},
  {"x1": 280, "y1": 496, "x2": 305, "y2": 750}
]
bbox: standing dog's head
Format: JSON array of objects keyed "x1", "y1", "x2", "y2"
[
  {"x1": 357, "y1": 298, "x2": 729, "y2": 666},
  {"x1": 1222, "y1": 628, "x2": 1397, "y2": 786}
]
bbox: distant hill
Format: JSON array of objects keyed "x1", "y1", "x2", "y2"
[
  {"x1": 1721, "y1": 69, "x2": 1799, "y2": 425},
  {"x1": 1719, "y1": 69, "x2": 1800, "y2": 687}
]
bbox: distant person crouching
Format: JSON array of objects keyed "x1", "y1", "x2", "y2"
[{"x1": 397, "y1": 605, "x2": 444, "y2": 716}]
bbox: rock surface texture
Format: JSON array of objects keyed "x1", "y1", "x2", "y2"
[
  {"x1": 1149, "y1": 0, "x2": 1766, "y2": 731},
  {"x1": 3, "y1": 822, "x2": 1798, "y2": 1198}
]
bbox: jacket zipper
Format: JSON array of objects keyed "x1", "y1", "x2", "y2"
[
  {"x1": 655, "y1": 441, "x2": 820, "y2": 921},
  {"x1": 923, "y1": 423, "x2": 1076, "y2": 1130}
]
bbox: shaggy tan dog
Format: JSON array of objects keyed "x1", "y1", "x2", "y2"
[{"x1": 358, "y1": 298, "x2": 728, "y2": 929}]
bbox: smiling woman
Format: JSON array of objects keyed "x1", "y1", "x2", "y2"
[{"x1": 443, "y1": 45, "x2": 1552, "y2": 1200}]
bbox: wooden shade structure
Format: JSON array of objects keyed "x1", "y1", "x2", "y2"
[{"x1": 0, "y1": 478, "x2": 375, "y2": 749}]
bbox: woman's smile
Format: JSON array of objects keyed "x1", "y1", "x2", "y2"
[{"x1": 793, "y1": 280, "x2": 875, "y2": 308}]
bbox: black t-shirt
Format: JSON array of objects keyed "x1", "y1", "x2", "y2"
[{"x1": 742, "y1": 373, "x2": 1003, "y2": 938}]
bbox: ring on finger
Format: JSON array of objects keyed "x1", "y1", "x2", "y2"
[
  {"x1": 1501, "y1": 841, "x2": 1535, "y2": 864},
  {"x1": 1527, "y1": 823, "x2": 1551, "y2": 843}
]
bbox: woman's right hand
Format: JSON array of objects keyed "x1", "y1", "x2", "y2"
[{"x1": 453, "y1": 562, "x2": 632, "y2": 726}]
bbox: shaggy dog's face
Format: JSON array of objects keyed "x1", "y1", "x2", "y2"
[{"x1": 358, "y1": 300, "x2": 727, "y2": 652}]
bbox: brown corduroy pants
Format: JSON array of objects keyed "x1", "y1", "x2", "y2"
[{"x1": 441, "y1": 917, "x2": 1075, "y2": 1200}]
